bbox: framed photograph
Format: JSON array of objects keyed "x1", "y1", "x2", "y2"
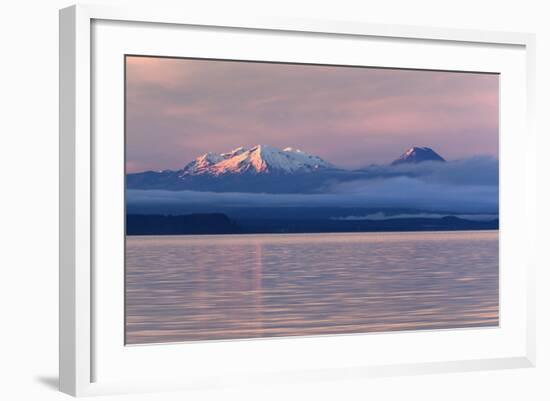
[{"x1": 59, "y1": 4, "x2": 536, "y2": 396}]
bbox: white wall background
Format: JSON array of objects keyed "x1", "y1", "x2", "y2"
[{"x1": 0, "y1": 0, "x2": 547, "y2": 400}]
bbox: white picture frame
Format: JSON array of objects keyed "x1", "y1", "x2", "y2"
[{"x1": 59, "y1": 4, "x2": 536, "y2": 397}]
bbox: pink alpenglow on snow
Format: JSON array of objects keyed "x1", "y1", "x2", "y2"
[
  {"x1": 125, "y1": 56, "x2": 498, "y2": 173},
  {"x1": 181, "y1": 145, "x2": 333, "y2": 176}
]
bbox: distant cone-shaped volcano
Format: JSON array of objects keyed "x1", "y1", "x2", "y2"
[{"x1": 391, "y1": 146, "x2": 446, "y2": 165}]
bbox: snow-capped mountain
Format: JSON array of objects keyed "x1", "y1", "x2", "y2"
[
  {"x1": 181, "y1": 145, "x2": 333, "y2": 176},
  {"x1": 126, "y1": 144, "x2": 450, "y2": 193},
  {"x1": 126, "y1": 145, "x2": 340, "y2": 193},
  {"x1": 391, "y1": 146, "x2": 445, "y2": 165}
]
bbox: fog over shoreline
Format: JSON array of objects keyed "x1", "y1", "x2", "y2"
[
  {"x1": 127, "y1": 187, "x2": 497, "y2": 214},
  {"x1": 126, "y1": 156, "x2": 498, "y2": 215}
]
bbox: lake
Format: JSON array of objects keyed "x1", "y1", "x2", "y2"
[{"x1": 125, "y1": 230, "x2": 498, "y2": 344}]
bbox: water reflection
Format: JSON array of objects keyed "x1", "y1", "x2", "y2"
[{"x1": 126, "y1": 231, "x2": 498, "y2": 344}]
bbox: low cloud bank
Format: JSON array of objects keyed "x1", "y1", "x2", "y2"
[
  {"x1": 127, "y1": 183, "x2": 497, "y2": 214},
  {"x1": 354, "y1": 156, "x2": 498, "y2": 186},
  {"x1": 127, "y1": 157, "x2": 498, "y2": 215}
]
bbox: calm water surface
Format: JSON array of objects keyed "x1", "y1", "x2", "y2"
[{"x1": 126, "y1": 231, "x2": 498, "y2": 344}]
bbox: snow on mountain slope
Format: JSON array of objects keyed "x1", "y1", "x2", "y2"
[
  {"x1": 181, "y1": 145, "x2": 334, "y2": 176},
  {"x1": 182, "y1": 152, "x2": 225, "y2": 174},
  {"x1": 391, "y1": 146, "x2": 446, "y2": 165},
  {"x1": 126, "y1": 145, "x2": 454, "y2": 193}
]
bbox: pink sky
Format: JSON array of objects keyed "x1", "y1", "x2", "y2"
[{"x1": 126, "y1": 56, "x2": 499, "y2": 173}]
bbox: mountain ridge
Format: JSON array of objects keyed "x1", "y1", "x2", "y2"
[
  {"x1": 126, "y1": 145, "x2": 448, "y2": 193},
  {"x1": 180, "y1": 144, "x2": 334, "y2": 176}
]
